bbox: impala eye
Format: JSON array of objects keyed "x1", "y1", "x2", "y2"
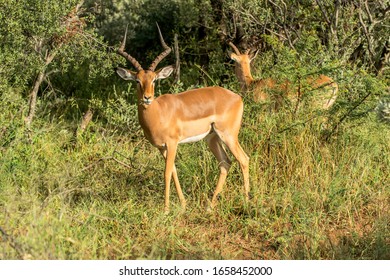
[{"x1": 136, "y1": 79, "x2": 141, "y2": 84}]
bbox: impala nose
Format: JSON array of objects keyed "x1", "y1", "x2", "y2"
[{"x1": 143, "y1": 96, "x2": 152, "y2": 105}]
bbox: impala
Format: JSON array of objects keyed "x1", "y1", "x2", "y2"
[
  {"x1": 228, "y1": 41, "x2": 338, "y2": 110},
  {"x1": 116, "y1": 25, "x2": 249, "y2": 212}
]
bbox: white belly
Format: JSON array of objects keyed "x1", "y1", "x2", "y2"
[{"x1": 179, "y1": 130, "x2": 211, "y2": 144}]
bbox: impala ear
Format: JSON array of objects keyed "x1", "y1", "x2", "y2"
[
  {"x1": 116, "y1": 67, "x2": 137, "y2": 81},
  {"x1": 249, "y1": 49, "x2": 259, "y2": 61},
  {"x1": 229, "y1": 52, "x2": 240, "y2": 62},
  {"x1": 155, "y1": 65, "x2": 174, "y2": 80}
]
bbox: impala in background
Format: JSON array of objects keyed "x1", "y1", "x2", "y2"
[{"x1": 228, "y1": 41, "x2": 338, "y2": 112}]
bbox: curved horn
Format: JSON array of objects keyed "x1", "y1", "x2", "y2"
[
  {"x1": 148, "y1": 23, "x2": 172, "y2": 71},
  {"x1": 228, "y1": 41, "x2": 241, "y2": 55},
  {"x1": 117, "y1": 24, "x2": 143, "y2": 71}
]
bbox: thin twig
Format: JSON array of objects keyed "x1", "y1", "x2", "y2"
[
  {"x1": 325, "y1": 91, "x2": 373, "y2": 141},
  {"x1": 80, "y1": 150, "x2": 138, "y2": 173},
  {"x1": 363, "y1": 0, "x2": 374, "y2": 24},
  {"x1": 277, "y1": 115, "x2": 319, "y2": 134},
  {"x1": 0, "y1": 226, "x2": 28, "y2": 259}
]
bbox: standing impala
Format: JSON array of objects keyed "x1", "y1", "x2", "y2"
[
  {"x1": 228, "y1": 41, "x2": 338, "y2": 110},
  {"x1": 116, "y1": 25, "x2": 249, "y2": 212}
]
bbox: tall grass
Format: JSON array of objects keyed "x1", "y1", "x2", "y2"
[{"x1": 1, "y1": 79, "x2": 389, "y2": 260}]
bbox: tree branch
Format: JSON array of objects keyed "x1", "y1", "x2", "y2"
[
  {"x1": 268, "y1": 0, "x2": 296, "y2": 50},
  {"x1": 173, "y1": 33, "x2": 180, "y2": 84},
  {"x1": 315, "y1": 0, "x2": 331, "y2": 25},
  {"x1": 358, "y1": 3, "x2": 375, "y2": 63}
]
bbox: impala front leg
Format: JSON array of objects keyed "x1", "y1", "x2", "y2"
[
  {"x1": 159, "y1": 147, "x2": 186, "y2": 211},
  {"x1": 162, "y1": 142, "x2": 179, "y2": 213}
]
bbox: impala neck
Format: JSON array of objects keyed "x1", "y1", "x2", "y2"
[
  {"x1": 137, "y1": 100, "x2": 161, "y2": 144},
  {"x1": 234, "y1": 62, "x2": 255, "y2": 90}
]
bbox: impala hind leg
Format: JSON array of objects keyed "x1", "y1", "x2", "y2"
[
  {"x1": 159, "y1": 144, "x2": 185, "y2": 212},
  {"x1": 206, "y1": 133, "x2": 232, "y2": 209},
  {"x1": 228, "y1": 141, "x2": 250, "y2": 202},
  {"x1": 215, "y1": 131, "x2": 250, "y2": 202}
]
